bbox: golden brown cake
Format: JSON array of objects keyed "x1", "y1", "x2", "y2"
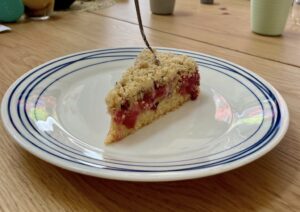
[{"x1": 105, "y1": 50, "x2": 200, "y2": 143}]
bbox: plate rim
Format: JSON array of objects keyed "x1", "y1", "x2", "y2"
[{"x1": 1, "y1": 47, "x2": 289, "y2": 182}]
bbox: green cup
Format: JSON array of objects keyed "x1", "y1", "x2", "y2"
[
  {"x1": 0, "y1": 0, "x2": 24, "y2": 22},
  {"x1": 150, "y1": 0, "x2": 176, "y2": 15},
  {"x1": 251, "y1": 0, "x2": 293, "y2": 36}
]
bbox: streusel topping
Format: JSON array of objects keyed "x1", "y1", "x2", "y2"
[{"x1": 106, "y1": 49, "x2": 198, "y2": 110}]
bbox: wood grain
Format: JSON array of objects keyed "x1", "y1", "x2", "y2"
[
  {"x1": 96, "y1": 0, "x2": 300, "y2": 67},
  {"x1": 0, "y1": 9, "x2": 300, "y2": 212}
]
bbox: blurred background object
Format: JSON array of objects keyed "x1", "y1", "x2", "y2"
[
  {"x1": 201, "y1": 0, "x2": 214, "y2": 4},
  {"x1": 292, "y1": 0, "x2": 300, "y2": 25},
  {"x1": 23, "y1": 0, "x2": 55, "y2": 20},
  {"x1": 69, "y1": 0, "x2": 115, "y2": 11},
  {"x1": 0, "y1": 25, "x2": 12, "y2": 32},
  {"x1": 54, "y1": 0, "x2": 76, "y2": 10},
  {"x1": 251, "y1": 0, "x2": 293, "y2": 36},
  {"x1": 150, "y1": 0, "x2": 175, "y2": 15},
  {"x1": 0, "y1": 0, "x2": 24, "y2": 22}
]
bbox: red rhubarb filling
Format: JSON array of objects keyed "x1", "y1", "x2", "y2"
[
  {"x1": 113, "y1": 71, "x2": 200, "y2": 129},
  {"x1": 179, "y1": 72, "x2": 200, "y2": 100}
]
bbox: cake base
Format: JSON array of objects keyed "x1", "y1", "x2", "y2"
[{"x1": 105, "y1": 93, "x2": 190, "y2": 144}]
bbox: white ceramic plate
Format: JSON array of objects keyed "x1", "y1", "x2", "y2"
[{"x1": 1, "y1": 47, "x2": 289, "y2": 182}]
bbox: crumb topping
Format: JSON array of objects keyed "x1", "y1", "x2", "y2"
[{"x1": 106, "y1": 49, "x2": 198, "y2": 110}]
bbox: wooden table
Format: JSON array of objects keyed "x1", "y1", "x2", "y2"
[{"x1": 0, "y1": 0, "x2": 300, "y2": 211}]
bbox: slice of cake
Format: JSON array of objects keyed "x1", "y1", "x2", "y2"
[{"x1": 105, "y1": 49, "x2": 200, "y2": 143}]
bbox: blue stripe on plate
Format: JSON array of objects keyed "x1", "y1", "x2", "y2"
[
  {"x1": 22, "y1": 53, "x2": 267, "y2": 162},
  {"x1": 13, "y1": 48, "x2": 276, "y2": 166},
  {"x1": 7, "y1": 48, "x2": 281, "y2": 172},
  {"x1": 24, "y1": 59, "x2": 267, "y2": 166},
  {"x1": 26, "y1": 51, "x2": 271, "y2": 164}
]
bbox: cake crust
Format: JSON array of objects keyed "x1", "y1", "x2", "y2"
[{"x1": 105, "y1": 93, "x2": 190, "y2": 143}]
